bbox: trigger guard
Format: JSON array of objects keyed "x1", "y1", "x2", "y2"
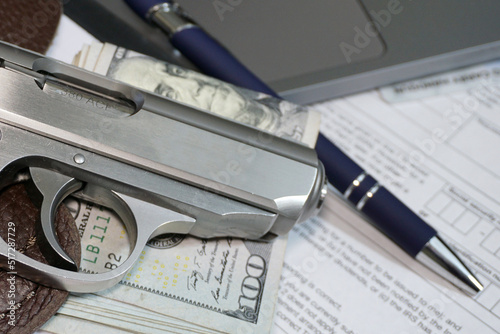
[
  {"x1": 0, "y1": 233, "x2": 143, "y2": 292},
  {"x1": 29, "y1": 167, "x2": 83, "y2": 271},
  {"x1": 8, "y1": 175, "x2": 147, "y2": 292}
]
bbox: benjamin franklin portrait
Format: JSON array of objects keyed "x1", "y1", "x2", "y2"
[{"x1": 107, "y1": 56, "x2": 310, "y2": 142}]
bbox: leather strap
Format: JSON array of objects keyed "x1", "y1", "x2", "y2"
[
  {"x1": 0, "y1": 183, "x2": 81, "y2": 334},
  {"x1": 0, "y1": 0, "x2": 62, "y2": 54}
]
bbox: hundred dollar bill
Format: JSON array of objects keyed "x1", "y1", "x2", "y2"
[
  {"x1": 73, "y1": 42, "x2": 321, "y2": 148},
  {"x1": 43, "y1": 198, "x2": 286, "y2": 333},
  {"x1": 42, "y1": 42, "x2": 319, "y2": 333}
]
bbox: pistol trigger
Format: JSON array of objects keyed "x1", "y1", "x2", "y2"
[{"x1": 29, "y1": 167, "x2": 83, "y2": 271}]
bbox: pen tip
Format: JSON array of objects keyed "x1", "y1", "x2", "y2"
[
  {"x1": 417, "y1": 236, "x2": 484, "y2": 296},
  {"x1": 468, "y1": 274, "x2": 484, "y2": 294}
]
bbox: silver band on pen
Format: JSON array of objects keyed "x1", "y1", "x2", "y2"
[
  {"x1": 148, "y1": 2, "x2": 197, "y2": 36},
  {"x1": 356, "y1": 183, "x2": 380, "y2": 210},
  {"x1": 344, "y1": 172, "x2": 366, "y2": 198}
]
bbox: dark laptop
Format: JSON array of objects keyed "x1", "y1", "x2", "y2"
[{"x1": 64, "y1": 0, "x2": 500, "y2": 104}]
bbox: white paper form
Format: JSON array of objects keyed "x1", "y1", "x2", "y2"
[{"x1": 272, "y1": 63, "x2": 500, "y2": 334}]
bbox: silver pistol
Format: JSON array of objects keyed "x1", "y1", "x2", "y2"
[{"x1": 0, "y1": 42, "x2": 326, "y2": 292}]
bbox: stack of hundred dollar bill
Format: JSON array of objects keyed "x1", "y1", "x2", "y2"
[{"x1": 39, "y1": 42, "x2": 320, "y2": 334}]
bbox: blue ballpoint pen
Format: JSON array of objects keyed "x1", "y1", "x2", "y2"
[{"x1": 125, "y1": 0, "x2": 483, "y2": 295}]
